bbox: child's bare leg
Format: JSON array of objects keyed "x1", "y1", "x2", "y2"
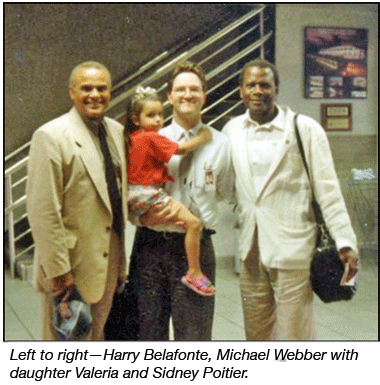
[
  {"x1": 175, "y1": 204, "x2": 215, "y2": 295},
  {"x1": 183, "y1": 214, "x2": 203, "y2": 276}
]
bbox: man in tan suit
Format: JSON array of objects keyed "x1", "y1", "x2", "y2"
[
  {"x1": 26, "y1": 61, "x2": 128, "y2": 340},
  {"x1": 223, "y1": 59, "x2": 358, "y2": 340}
]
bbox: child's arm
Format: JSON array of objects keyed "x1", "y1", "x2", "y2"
[{"x1": 176, "y1": 127, "x2": 212, "y2": 155}]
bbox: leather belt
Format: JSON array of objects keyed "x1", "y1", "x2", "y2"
[{"x1": 141, "y1": 227, "x2": 216, "y2": 240}]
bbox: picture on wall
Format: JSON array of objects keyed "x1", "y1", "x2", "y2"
[
  {"x1": 304, "y1": 27, "x2": 368, "y2": 99},
  {"x1": 321, "y1": 103, "x2": 352, "y2": 131}
]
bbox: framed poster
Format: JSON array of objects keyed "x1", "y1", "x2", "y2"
[
  {"x1": 321, "y1": 103, "x2": 352, "y2": 131},
  {"x1": 304, "y1": 27, "x2": 368, "y2": 99}
]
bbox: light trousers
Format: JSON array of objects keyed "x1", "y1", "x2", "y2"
[
  {"x1": 39, "y1": 230, "x2": 122, "y2": 341},
  {"x1": 240, "y1": 244, "x2": 317, "y2": 340}
]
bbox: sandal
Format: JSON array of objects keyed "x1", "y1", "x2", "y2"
[{"x1": 181, "y1": 272, "x2": 215, "y2": 297}]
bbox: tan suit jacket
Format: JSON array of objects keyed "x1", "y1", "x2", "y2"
[
  {"x1": 27, "y1": 107, "x2": 128, "y2": 303},
  {"x1": 223, "y1": 106, "x2": 357, "y2": 269}
]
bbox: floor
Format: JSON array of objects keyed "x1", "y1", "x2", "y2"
[{"x1": 3, "y1": 250, "x2": 378, "y2": 341}]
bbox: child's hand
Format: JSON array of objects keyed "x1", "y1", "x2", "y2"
[
  {"x1": 197, "y1": 127, "x2": 212, "y2": 143},
  {"x1": 176, "y1": 127, "x2": 212, "y2": 155}
]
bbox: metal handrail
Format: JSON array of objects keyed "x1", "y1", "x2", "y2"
[
  {"x1": 4, "y1": 7, "x2": 266, "y2": 163},
  {"x1": 203, "y1": 88, "x2": 240, "y2": 116},
  {"x1": 107, "y1": 5, "x2": 266, "y2": 111},
  {"x1": 207, "y1": 69, "x2": 241, "y2": 95},
  {"x1": 111, "y1": 27, "x2": 273, "y2": 126},
  {"x1": 112, "y1": 51, "x2": 170, "y2": 94},
  {"x1": 4, "y1": 156, "x2": 29, "y2": 178},
  {"x1": 16, "y1": 245, "x2": 35, "y2": 259},
  {"x1": 13, "y1": 212, "x2": 29, "y2": 226},
  {"x1": 4, "y1": 5, "x2": 274, "y2": 279},
  {"x1": 12, "y1": 175, "x2": 28, "y2": 190},
  {"x1": 206, "y1": 32, "x2": 273, "y2": 81},
  {"x1": 4, "y1": 141, "x2": 31, "y2": 163},
  {"x1": 110, "y1": 6, "x2": 262, "y2": 95},
  {"x1": 4, "y1": 196, "x2": 27, "y2": 216},
  {"x1": 198, "y1": 24, "x2": 261, "y2": 67},
  {"x1": 4, "y1": 5, "x2": 267, "y2": 162},
  {"x1": 208, "y1": 100, "x2": 244, "y2": 127},
  {"x1": 14, "y1": 228, "x2": 32, "y2": 243}
]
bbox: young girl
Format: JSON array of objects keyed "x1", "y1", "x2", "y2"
[{"x1": 125, "y1": 86, "x2": 215, "y2": 296}]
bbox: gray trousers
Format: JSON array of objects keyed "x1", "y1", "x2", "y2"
[{"x1": 129, "y1": 227, "x2": 215, "y2": 341}]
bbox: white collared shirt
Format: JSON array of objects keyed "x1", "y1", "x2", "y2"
[
  {"x1": 159, "y1": 119, "x2": 234, "y2": 229},
  {"x1": 243, "y1": 108, "x2": 285, "y2": 193}
]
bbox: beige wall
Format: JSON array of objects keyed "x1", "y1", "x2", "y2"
[
  {"x1": 275, "y1": 4, "x2": 378, "y2": 249},
  {"x1": 276, "y1": 4, "x2": 378, "y2": 137}
]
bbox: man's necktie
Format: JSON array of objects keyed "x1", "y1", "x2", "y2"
[{"x1": 98, "y1": 123, "x2": 123, "y2": 238}]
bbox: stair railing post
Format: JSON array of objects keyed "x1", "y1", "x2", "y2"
[
  {"x1": 5, "y1": 174, "x2": 17, "y2": 278},
  {"x1": 259, "y1": 8, "x2": 265, "y2": 58}
]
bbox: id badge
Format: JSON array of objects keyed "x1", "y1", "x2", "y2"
[{"x1": 204, "y1": 168, "x2": 216, "y2": 192}]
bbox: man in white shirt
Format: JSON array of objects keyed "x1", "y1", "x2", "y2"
[
  {"x1": 223, "y1": 59, "x2": 358, "y2": 340},
  {"x1": 129, "y1": 61, "x2": 234, "y2": 340}
]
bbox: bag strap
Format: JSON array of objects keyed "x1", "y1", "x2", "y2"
[
  {"x1": 294, "y1": 115, "x2": 310, "y2": 178},
  {"x1": 293, "y1": 114, "x2": 325, "y2": 227}
]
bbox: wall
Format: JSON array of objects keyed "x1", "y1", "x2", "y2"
[
  {"x1": 274, "y1": 4, "x2": 378, "y2": 250},
  {"x1": 275, "y1": 3, "x2": 378, "y2": 137},
  {"x1": 4, "y1": 3, "x2": 253, "y2": 155}
]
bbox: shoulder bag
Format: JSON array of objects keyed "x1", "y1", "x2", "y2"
[{"x1": 294, "y1": 115, "x2": 356, "y2": 303}]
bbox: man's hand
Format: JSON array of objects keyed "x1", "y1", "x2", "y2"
[
  {"x1": 116, "y1": 275, "x2": 128, "y2": 294},
  {"x1": 338, "y1": 247, "x2": 359, "y2": 283},
  {"x1": 140, "y1": 199, "x2": 185, "y2": 228},
  {"x1": 52, "y1": 271, "x2": 75, "y2": 299}
]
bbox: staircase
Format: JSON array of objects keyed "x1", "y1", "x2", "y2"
[{"x1": 4, "y1": 4, "x2": 275, "y2": 280}]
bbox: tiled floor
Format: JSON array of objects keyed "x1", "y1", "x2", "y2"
[{"x1": 3, "y1": 251, "x2": 378, "y2": 341}]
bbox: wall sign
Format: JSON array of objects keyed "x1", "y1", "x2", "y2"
[
  {"x1": 321, "y1": 103, "x2": 352, "y2": 131},
  {"x1": 305, "y1": 27, "x2": 368, "y2": 99}
]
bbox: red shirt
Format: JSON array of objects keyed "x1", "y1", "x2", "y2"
[{"x1": 128, "y1": 130, "x2": 178, "y2": 185}]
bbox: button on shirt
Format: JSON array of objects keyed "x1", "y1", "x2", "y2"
[
  {"x1": 159, "y1": 120, "x2": 234, "y2": 230},
  {"x1": 244, "y1": 108, "x2": 285, "y2": 193}
]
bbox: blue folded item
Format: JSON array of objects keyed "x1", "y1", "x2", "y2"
[{"x1": 52, "y1": 285, "x2": 92, "y2": 341}]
